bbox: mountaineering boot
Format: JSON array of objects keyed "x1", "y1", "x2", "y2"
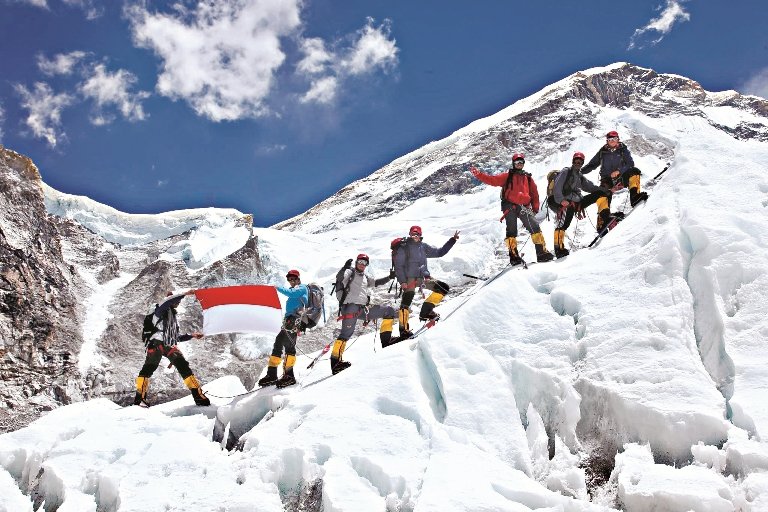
[
  {"x1": 258, "y1": 357, "x2": 281, "y2": 387},
  {"x1": 398, "y1": 308, "x2": 413, "y2": 340},
  {"x1": 419, "y1": 310, "x2": 440, "y2": 322},
  {"x1": 381, "y1": 335, "x2": 401, "y2": 348},
  {"x1": 505, "y1": 237, "x2": 523, "y2": 265},
  {"x1": 332, "y1": 361, "x2": 352, "y2": 375},
  {"x1": 276, "y1": 355, "x2": 297, "y2": 388},
  {"x1": 628, "y1": 175, "x2": 648, "y2": 206},
  {"x1": 419, "y1": 285, "x2": 445, "y2": 321},
  {"x1": 630, "y1": 188, "x2": 649, "y2": 206},
  {"x1": 276, "y1": 368, "x2": 297, "y2": 388},
  {"x1": 532, "y1": 232, "x2": 554, "y2": 263},
  {"x1": 134, "y1": 376, "x2": 150, "y2": 407},
  {"x1": 553, "y1": 229, "x2": 569, "y2": 259},
  {"x1": 596, "y1": 209, "x2": 612, "y2": 232},
  {"x1": 330, "y1": 340, "x2": 351, "y2": 374},
  {"x1": 379, "y1": 317, "x2": 395, "y2": 348},
  {"x1": 184, "y1": 375, "x2": 211, "y2": 406}
]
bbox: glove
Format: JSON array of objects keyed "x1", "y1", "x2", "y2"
[
  {"x1": 343, "y1": 258, "x2": 353, "y2": 269},
  {"x1": 389, "y1": 268, "x2": 396, "y2": 279},
  {"x1": 470, "y1": 167, "x2": 481, "y2": 178}
]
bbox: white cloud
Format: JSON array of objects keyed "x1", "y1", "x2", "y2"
[
  {"x1": 14, "y1": 82, "x2": 75, "y2": 148},
  {"x1": 300, "y1": 76, "x2": 338, "y2": 104},
  {"x1": 157, "y1": 179, "x2": 169, "y2": 187},
  {"x1": 13, "y1": 0, "x2": 101, "y2": 17},
  {"x1": 297, "y1": 18, "x2": 398, "y2": 105},
  {"x1": 343, "y1": 19, "x2": 398, "y2": 76},
  {"x1": 628, "y1": 0, "x2": 691, "y2": 50},
  {"x1": 255, "y1": 143, "x2": 287, "y2": 155},
  {"x1": 13, "y1": 0, "x2": 48, "y2": 7},
  {"x1": 0, "y1": 102, "x2": 5, "y2": 142},
  {"x1": 80, "y1": 63, "x2": 150, "y2": 124},
  {"x1": 37, "y1": 51, "x2": 88, "y2": 76},
  {"x1": 741, "y1": 67, "x2": 768, "y2": 100},
  {"x1": 61, "y1": 0, "x2": 102, "y2": 20},
  {"x1": 126, "y1": 0, "x2": 302, "y2": 122},
  {"x1": 297, "y1": 38, "x2": 332, "y2": 75}
]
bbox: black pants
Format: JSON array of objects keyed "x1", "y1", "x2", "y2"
[
  {"x1": 399, "y1": 279, "x2": 450, "y2": 309},
  {"x1": 271, "y1": 317, "x2": 299, "y2": 358},
  {"x1": 547, "y1": 191, "x2": 607, "y2": 230},
  {"x1": 600, "y1": 167, "x2": 641, "y2": 206},
  {"x1": 138, "y1": 343, "x2": 193, "y2": 380}
]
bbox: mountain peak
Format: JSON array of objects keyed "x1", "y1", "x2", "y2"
[{"x1": 276, "y1": 63, "x2": 768, "y2": 234}]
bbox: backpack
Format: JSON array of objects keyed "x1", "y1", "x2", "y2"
[
  {"x1": 300, "y1": 283, "x2": 325, "y2": 330},
  {"x1": 390, "y1": 237, "x2": 408, "y2": 271},
  {"x1": 546, "y1": 170, "x2": 561, "y2": 200},
  {"x1": 331, "y1": 259, "x2": 354, "y2": 306},
  {"x1": 141, "y1": 307, "x2": 161, "y2": 346},
  {"x1": 500, "y1": 171, "x2": 534, "y2": 201}
]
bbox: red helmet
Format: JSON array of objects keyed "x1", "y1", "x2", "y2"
[
  {"x1": 512, "y1": 152, "x2": 525, "y2": 163},
  {"x1": 606, "y1": 130, "x2": 619, "y2": 138},
  {"x1": 286, "y1": 269, "x2": 300, "y2": 279},
  {"x1": 572, "y1": 151, "x2": 585, "y2": 161},
  {"x1": 409, "y1": 225, "x2": 422, "y2": 236},
  {"x1": 356, "y1": 253, "x2": 369, "y2": 263}
]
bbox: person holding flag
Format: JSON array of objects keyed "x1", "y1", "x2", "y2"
[
  {"x1": 134, "y1": 291, "x2": 210, "y2": 407},
  {"x1": 257, "y1": 269, "x2": 308, "y2": 388}
]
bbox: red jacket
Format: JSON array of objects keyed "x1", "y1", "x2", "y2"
[{"x1": 472, "y1": 169, "x2": 540, "y2": 212}]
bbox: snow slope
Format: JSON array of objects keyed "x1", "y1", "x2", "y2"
[{"x1": 3, "y1": 64, "x2": 768, "y2": 511}]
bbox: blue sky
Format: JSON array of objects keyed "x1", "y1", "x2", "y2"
[{"x1": 1, "y1": 0, "x2": 766, "y2": 226}]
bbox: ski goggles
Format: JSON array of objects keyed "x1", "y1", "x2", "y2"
[
  {"x1": 606, "y1": 136, "x2": 619, "y2": 142},
  {"x1": 356, "y1": 259, "x2": 369, "y2": 266}
]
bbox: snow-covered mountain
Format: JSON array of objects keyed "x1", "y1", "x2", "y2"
[{"x1": 2, "y1": 62, "x2": 768, "y2": 511}]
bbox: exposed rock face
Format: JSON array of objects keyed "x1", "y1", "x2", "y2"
[{"x1": 0, "y1": 146, "x2": 84, "y2": 432}]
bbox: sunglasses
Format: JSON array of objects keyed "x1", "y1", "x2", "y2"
[
  {"x1": 287, "y1": 276, "x2": 299, "y2": 282},
  {"x1": 607, "y1": 137, "x2": 619, "y2": 142},
  {"x1": 410, "y1": 232, "x2": 421, "y2": 237},
  {"x1": 356, "y1": 259, "x2": 369, "y2": 266},
  {"x1": 513, "y1": 160, "x2": 525, "y2": 165},
  {"x1": 573, "y1": 158, "x2": 584, "y2": 163}
]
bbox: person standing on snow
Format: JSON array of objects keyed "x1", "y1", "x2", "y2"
[
  {"x1": 257, "y1": 269, "x2": 308, "y2": 388},
  {"x1": 582, "y1": 130, "x2": 649, "y2": 230},
  {"x1": 470, "y1": 153, "x2": 554, "y2": 264},
  {"x1": 331, "y1": 254, "x2": 398, "y2": 373},
  {"x1": 548, "y1": 152, "x2": 611, "y2": 258},
  {"x1": 394, "y1": 225, "x2": 459, "y2": 340},
  {"x1": 134, "y1": 291, "x2": 210, "y2": 407}
]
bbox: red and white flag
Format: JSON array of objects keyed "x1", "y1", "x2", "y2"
[{"x1": 194, "y1": 285, "x2": 282, "y2": 336}]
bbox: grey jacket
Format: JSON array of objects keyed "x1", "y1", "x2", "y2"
[
  {"x1": 553, "y1": 166, "x2": 602, "y2": 204},
  {"x1": 341, "y1": 269, "x2": 390, "y2": 305}
]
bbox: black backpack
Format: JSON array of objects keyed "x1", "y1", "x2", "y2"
[
  {"x1": 300, "y1": 283, "x2": 325, "y2": 330},
  {"x1": 331, "y1": 259, "x2": 354, "y2": 306},
  {"x1": 141, "y1": 308, "x2": 161, "y2": 346}
]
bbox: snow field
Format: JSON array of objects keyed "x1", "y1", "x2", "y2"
[{"x1": 4, "y1": 87, "x2": 768, "y2": 510}]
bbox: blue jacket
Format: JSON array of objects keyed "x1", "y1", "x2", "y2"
[
  {"x1": 394, "y1": 237, "x2": 456, "y2": 282},
  {"x1": 276, "y1": 284, "x2": 309, "y2": 318},
  {"x1": 582, "y1": 142, "x2": 634, "y2": 180}
]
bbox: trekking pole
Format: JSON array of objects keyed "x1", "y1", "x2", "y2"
[
  {"x1": 499, "y1": 209, "x2": 510, "y2": 222},
  {"x1": 462, "y1": 273, "x2": 486, "y2": 280},
  {"x1": 651, "y1": 163, "x2": 670, "y2": 181}
]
